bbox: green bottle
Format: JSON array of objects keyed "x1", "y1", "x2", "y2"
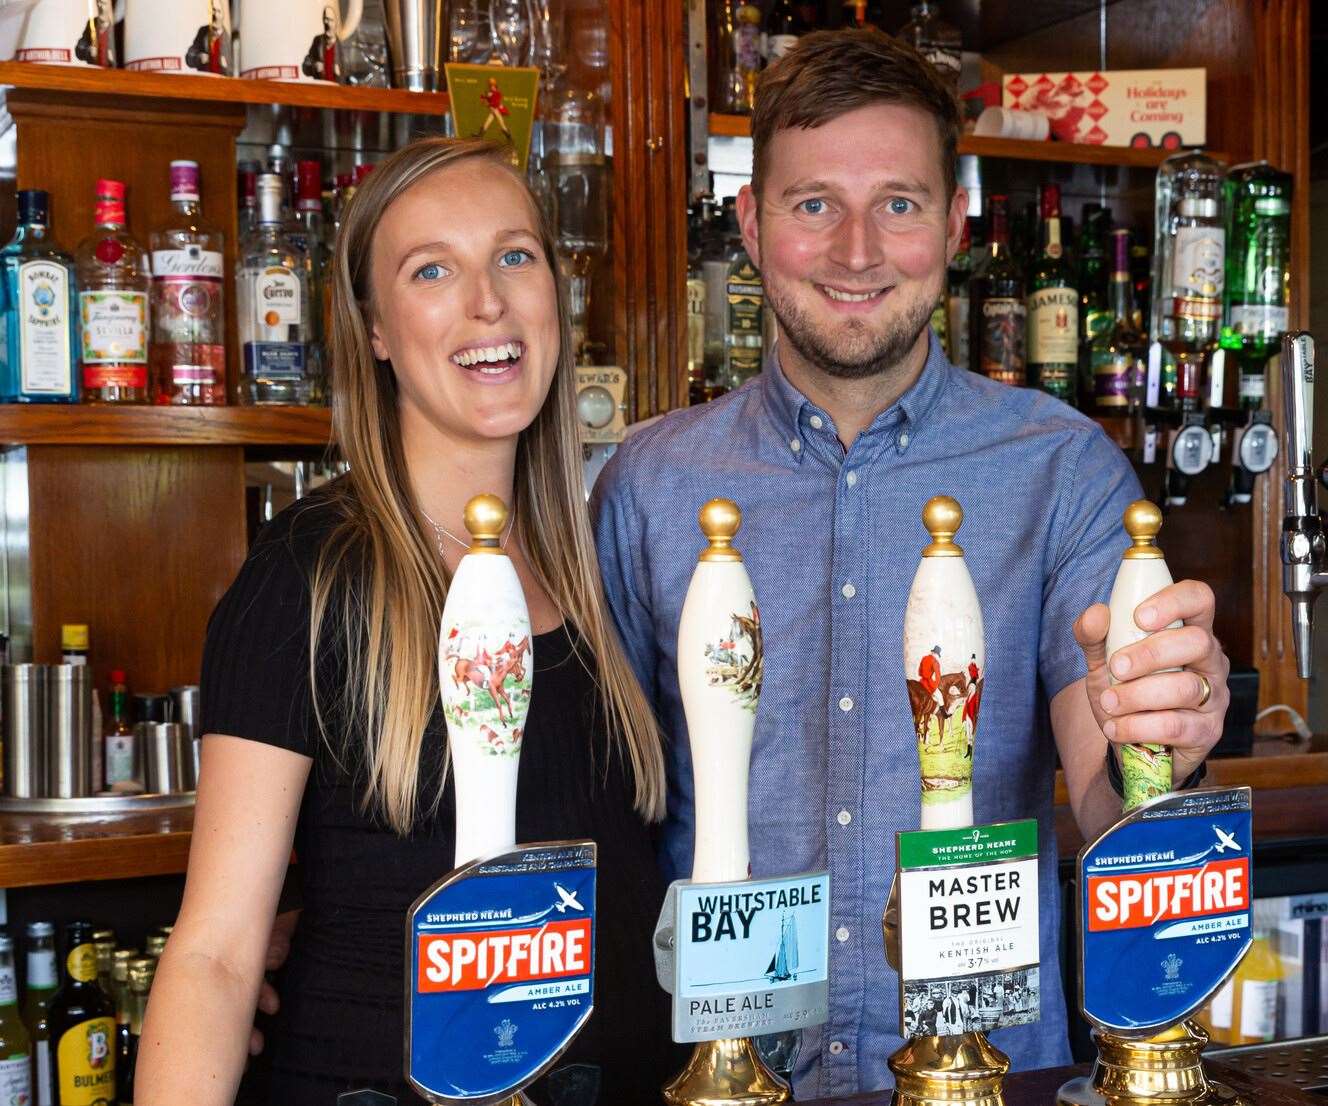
[
  {"x1": 23, "y1": 923, "x2": 57, "y2": 1106},
  {"x1": 0, "y1": 936, "x2": 32, "y2": 1106},
  {"x1": 1076, "y1": 204, "x2": 1112, "y2": 405},
  {"x1": 1027, "y1": 184, "x2": 1079, "y2": 402},
  {"x1": 1088, "y1": 230, "x2": 1146, "y2": 413}
]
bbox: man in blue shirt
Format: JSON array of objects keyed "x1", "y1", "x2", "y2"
[{"x1": 591, "y1": 28, "x2": 1231, "y2": 1098}]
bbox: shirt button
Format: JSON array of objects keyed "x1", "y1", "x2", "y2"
[
  {"x1": 845, "y1": 471, "x2": 858, "y2": 487},
  {"x1": 841, "y1": 582, "x2": 856, "y2": 599},
  {"x1": 809, "y1": 415, "x2": 823, "y2": 430},
  {"x1": 837, "y1": 809, "x2": 852, "y2": 826},
  {"x1": 835, "y1": 926, "x2": 850, "y2": 942},
  {"x1": 790, "y1": 438, "x2": 801, "y2": 453},
  {"x1": 838, "y1": 696, "x2": 854, "y2": 712},
  {"x1": 899, "y1": 432, "x2": 910, "y2": 449},
  {"x1": 829, "y1": 1041, "x2": 845, "y2": 1055}
]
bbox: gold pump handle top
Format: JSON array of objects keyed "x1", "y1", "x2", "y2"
[
  {"x1": 698, "y1": 498, "x2": 744, "y2": 563},
  {"x1": 921, "y1": 495, "x2": 964, "y2": 558},
  {"x1": 463, "y1": 493, "x2": 509, "y2": 554},
  {"x1": 1121, "y1": 499, "x2": 1165, "y2": 561}
]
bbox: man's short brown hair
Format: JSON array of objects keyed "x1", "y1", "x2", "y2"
[{"x1": 749, "y1": 28, "x2": 961, "y2": 202}]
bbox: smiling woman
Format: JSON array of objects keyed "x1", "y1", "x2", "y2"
[{"x1": 133, "y1": 138, "x2": 677, "y2": 1106}]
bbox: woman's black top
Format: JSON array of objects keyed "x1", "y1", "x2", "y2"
[{"x1": 200, "y1": 492, "x2": 678, "y2": 1106}]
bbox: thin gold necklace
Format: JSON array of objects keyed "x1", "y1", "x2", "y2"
[{"x1": 419, "y1": 506, "x2": 515, "y2": 557}]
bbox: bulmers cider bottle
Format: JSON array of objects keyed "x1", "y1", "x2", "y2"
[{"x1": 47, "y1": 922, "x2": 115, "y2": 1106}]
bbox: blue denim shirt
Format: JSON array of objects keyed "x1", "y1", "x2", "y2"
[{"x1": 591, "y1": 334, "x2": 1143, "y2": 1097}]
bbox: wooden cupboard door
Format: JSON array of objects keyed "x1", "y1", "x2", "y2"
[{"x1": 27, "y1": 445, "x2": 247, "y2": 696}]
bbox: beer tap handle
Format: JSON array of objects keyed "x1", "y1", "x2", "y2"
[
  {"x1": 438, "y1": 495, "x2": 533, "y2": 868},
  {"x1": 1280, "y1": 332, "x2": 1326, "y2": 680}
]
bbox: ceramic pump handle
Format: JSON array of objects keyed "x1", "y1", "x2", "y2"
[
  {"x1": 903, "y1": 496, "x2": 984, "y2": 830},
  {"x1": 438, "y1": 494, "x2": 533, "y2": 868},
  {"x1": 1106, "y1": 500, "x2": 1180, "y2": 810},
  {"x1": 678, "y1": 499, "x2": 764, "y2": 884}
]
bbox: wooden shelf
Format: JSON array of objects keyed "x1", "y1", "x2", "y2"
[
  {"x1": 708, "y1": 114, "x2": 1223, "y2": 168},
  {"x1": 0, "y1": 61, "x2": 450, "y2": 115},
  {"x1": 0, "y1": 807, "x2": 192, "y2": 889},
  {"x1": 0, "y1": 405, "x2": 333, "y2": 446}
]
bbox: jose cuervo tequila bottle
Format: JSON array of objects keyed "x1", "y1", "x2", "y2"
[
  {"x1": 238, "y1": 173, "x2": 310, "y2": 404},
  {"x1": 0, "y1": 190, "x2": 78, "y2": 402}
]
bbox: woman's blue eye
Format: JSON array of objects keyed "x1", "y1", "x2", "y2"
[
  {"x1": 798, "y1": 198, "x2": 826, "y2": 215},
  {"x1": 888, "y1": 198, "x2": 915, "y2": 215},
  {"x1": 499, "y1": 248, "x2": 534, "y2": 267},
  {"x1": 414, "y1": 263, "x2": 444, "y2": 281}
]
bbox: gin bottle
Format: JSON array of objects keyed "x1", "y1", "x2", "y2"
[
  {"x1": 237, "y1": 174, "x2": 310, "y2": 405},
  {"x1": 150, "y1": 161, "x2": 226, "y2": 405},
  {"x1": 75, "y1": 180, "x2": 150, "y2": 404},
  {"x1": 292, "y1": 160, "x2": 330, "y2": 403},
  {"x1": 0, "y1": 190, "x2": 78, "y2": 403}
]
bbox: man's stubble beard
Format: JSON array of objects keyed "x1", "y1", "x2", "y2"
[{"x1": 763, "y1": 268, "x2": 939, "y2": 382}]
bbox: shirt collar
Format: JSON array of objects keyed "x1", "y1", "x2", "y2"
[{"x1": 760, "y1": 330, "x2": 953, "y2": 461}]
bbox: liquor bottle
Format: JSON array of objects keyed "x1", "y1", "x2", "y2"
[
  {"x1": 1223, "y1": 161, "x2": 1292, "y2": 407},
  {"x1": 0, "y1": 936, "x2": 32, "y2": 1106},
  {"x1": 968, "y1": 195, "x2": 1026, "y2": 385},
  {"x1": 721, "y1": 2, "x2": 762, "y2": 114},
  {"x1": 1151, "y1": 150, "x2": 1226, "y2": 409},
  {"x1": 1076, "y1": 204, "x2": 1111, "y2": 405},
  {"x1": 1026, "y1": 184, "x2": 1079, "y2": 402},
  {"x1": 945, "y1": 217, "x2": 974, "y2": 370},
  {"x1": 23, "y1": 922, "x2": 57, "y2": 1106},
  {"x1": 723, "y1": 211, "x2": 763, "y2": 390},
  {"x1": 686, "y1": 204, "x2": 708, "y2": 405},
  {"x1": 118, "y1": 957, "x2": 155, "y2": 1106},
  {"x1": 238, "y1": 173, "x2": 311, "y2": 405},
  {"x1": 93, "y1": 930, "x2": 116, "y2": 996},
  {"x1": 0, "y1": 189, "x2": 79, "y2": 403},
  {"x1": 75, "y1": 179, "x2": 151, "y2": 404},
  {"x1": 237, "y1": 162, "x2": 259, "y2": 239},
  {"x1": 111, "y1": 949, "x2": 137, "y2": 1106},
  {"x1": 104, "y1": 669, "x2": 136, "y2": 789},
  {"x1": 1089, "y1": 230, "x2": 1146, "y2": 412},
  {"x1": 765, "y1": 0, "x2": 816, "y2": 62},
  {"x1": 1228, "y1": 900, "x2": 1282, "y2": 1045},
  {"x1": 47, "y1": 921, "x2": 116, "y2": 1106},
  {"x1": 150, "y1": 160, "x2": 226, "y2": 405},
  {"x1": 293, "y1": 160, "x2": 331, "y2": 405},
  {"x1": 702, "y1": 199, "x2": 730, "y2": 395},
  {"x1": 897, "y1": 1, "x2": 962, "y2": 90}
]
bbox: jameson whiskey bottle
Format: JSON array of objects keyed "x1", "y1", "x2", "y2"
[
  {"x1": 47, "y1": 922, "x2": 116, "y2": 1106},
  {"x1": 0, "y1": 937, "x2": 32, "y2": 1106},
  {"x1": 1027, "y1": 183, "x2": 1079, "y2": 402},
  {"x1": 968, "y1": 195, "x2": 1026, "y2": 385},
  {"x1": 1089, "y1": 230, "x2": 1146, "y2": 412},
  {"x1": 24, "y1": 922, "x2": 58, "y2": 1106}
]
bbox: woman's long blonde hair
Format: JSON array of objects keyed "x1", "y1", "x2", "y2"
[{"x1": 309, "y1": 136, "x2": 664, "y2": 834}]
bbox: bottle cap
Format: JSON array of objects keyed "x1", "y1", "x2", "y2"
[
  {"x1": 256, "y1": 173, "x2": 285, "y2": 226},
  {"x1": 93, "y1": 179, "x2": 127, "y2": 227},
  {"x1": 17, "y1": 189, "x2": 49, "y2": 227},
  {"x1": 61, "y1": 624, "x2": 89, "y2": 651},
  {"x1": 169, "y1": 160, "x2": 201, "y2": 204},
  {"x1": 297, "y1": 160, "x2": 323, "y2": 210},
  {"x1": 25, "y1": 921, "x2": 54, "y2": 938},
  {"x1": 1110, "y1": 227, "x2": 1131, "y2": 273},
  {"x1": 238, "y1": 166, "x2": 258, "y2": 204},
  {"x1": 1039, "y1": 183, "x2": 1061, "y2": 219},
  {"x1": 335, "y1": 172, "x2": 354, "y2": 190},
  {"x1": 128, "y1": 956, "x2": 156, "y2": 992},
  {"x1": 111, "y1": 669, "x2": 126, "y2": 684}
]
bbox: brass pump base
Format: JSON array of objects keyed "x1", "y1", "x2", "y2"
[
  {"x1": 888, "y1": 1030, "x2": 1011, "y2": 1106},
  {"x1": 1057, "y1": 1021, "x2": 1247, "y2": 1106},
  {"x1": 662, "y1": 1037, "x2": 791, "y2": 1106}
]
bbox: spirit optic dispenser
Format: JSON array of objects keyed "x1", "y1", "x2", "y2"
[{"x1": 664, "y1": 498, "x2": 790, "y2": 1106}]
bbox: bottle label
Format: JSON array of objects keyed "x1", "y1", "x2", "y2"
[
  {"x1": 56, "y1": 1018, "x2": 115, "y2": 1106},
  {"x1": 243, "y1": 342, "x2": 307, "y2": 381},
  {"x1": 251, "y1": 268, "x2": 302, "y2": 329},
  {"x1": 35, "y1": 1040, "x2": 51, "y2": 1106},
  {"x1": 1209, "y1": 976, "x2": 1234, "y2": 1029},
  {"x1": 79, "y1": 290, "x2": 147, "y2": 366},
  {"x1": 27, "y1": 951, "x2": 56, "y2": 989},
  {"x1": 1091, "y1": 349, "x2": 1136, "y2": 408},
  {"x1": 167, "y1": 346, "x2": 227, "y2": 388},
  {"x1": 1083, "y1": 306, "x2": 1113, "y2": 345},
  {"x1": 0, "y1": 967, "x2": 14, "y2": 1006},
  {"x1": 978, "y1": 297, "x2": 1026, "y2": 385},
  {"x1": 946, "y1": 293, "x2": 969, "y2": 369},
  {"x1": 1229, "y1": 304, "x2": 1288, "y2": 339},
  {"x1": 17, "y1": 260, "x2": 74, "y2": 396},
  {"x1": 767, "y1": 33, "x2": 798, "y2": 59},
  {"x1": 105, "y1": 734, "x2": 136, "y2": 787},
  {"x1": 1238, "y1": 978, "x2": 1278, "y2": 1040},
  {"x1": 1239, "y1": 372, "x2": 1266, "y2": 402},
  {"x1": 1028, "y1": 288, "x2": 1079, "y2": 366},
  {"x1": 151, "y1": 249, "x2": 223, "y2": 281},
  {"x1": 726, "y1": 260, "x2": 763, "y2": 339},
  {"x1": 66, "y1": 946, "x2": 96, "y2": 984},
  {"x1": 0, "y1": 1056, "x2": 31, "y2": 1106},
  {"x1": 1171, "y1": 225, "x2": 1225, "y2": 321}
]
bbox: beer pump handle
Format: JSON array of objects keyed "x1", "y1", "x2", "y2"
[
  {"x1": 1283, "y1": 332, "x2": 1315, "y2": 482},
  {"x1": 677, "y1": 499, "x2": 762, "y2": 885},
  {"x1": 1106, "y1": 501, "x2": 1179, "y2": 809},
  {"x1": 903, "y1": 496, "x2": 984, "y2": 831},
  {"x1": 438, "y1": 495, "x2": 533, "y2": 868}
]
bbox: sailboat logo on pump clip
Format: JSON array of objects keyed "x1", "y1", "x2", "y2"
[{"x1": 765, "y1": 912, "x2": 800, "y2": 983}]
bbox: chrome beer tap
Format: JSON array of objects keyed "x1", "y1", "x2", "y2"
[{"x1": 1280, "y1": 332, "x2": 1328, "y2": 679}]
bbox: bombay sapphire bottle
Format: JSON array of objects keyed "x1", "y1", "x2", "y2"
[{"x1": 0, "y1": 190, "x2": 79, "y2": 403}]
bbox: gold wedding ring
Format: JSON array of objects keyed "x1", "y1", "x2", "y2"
[{"x1": 1196, "y1": 673, "x2": 1212, "y2": 709}]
